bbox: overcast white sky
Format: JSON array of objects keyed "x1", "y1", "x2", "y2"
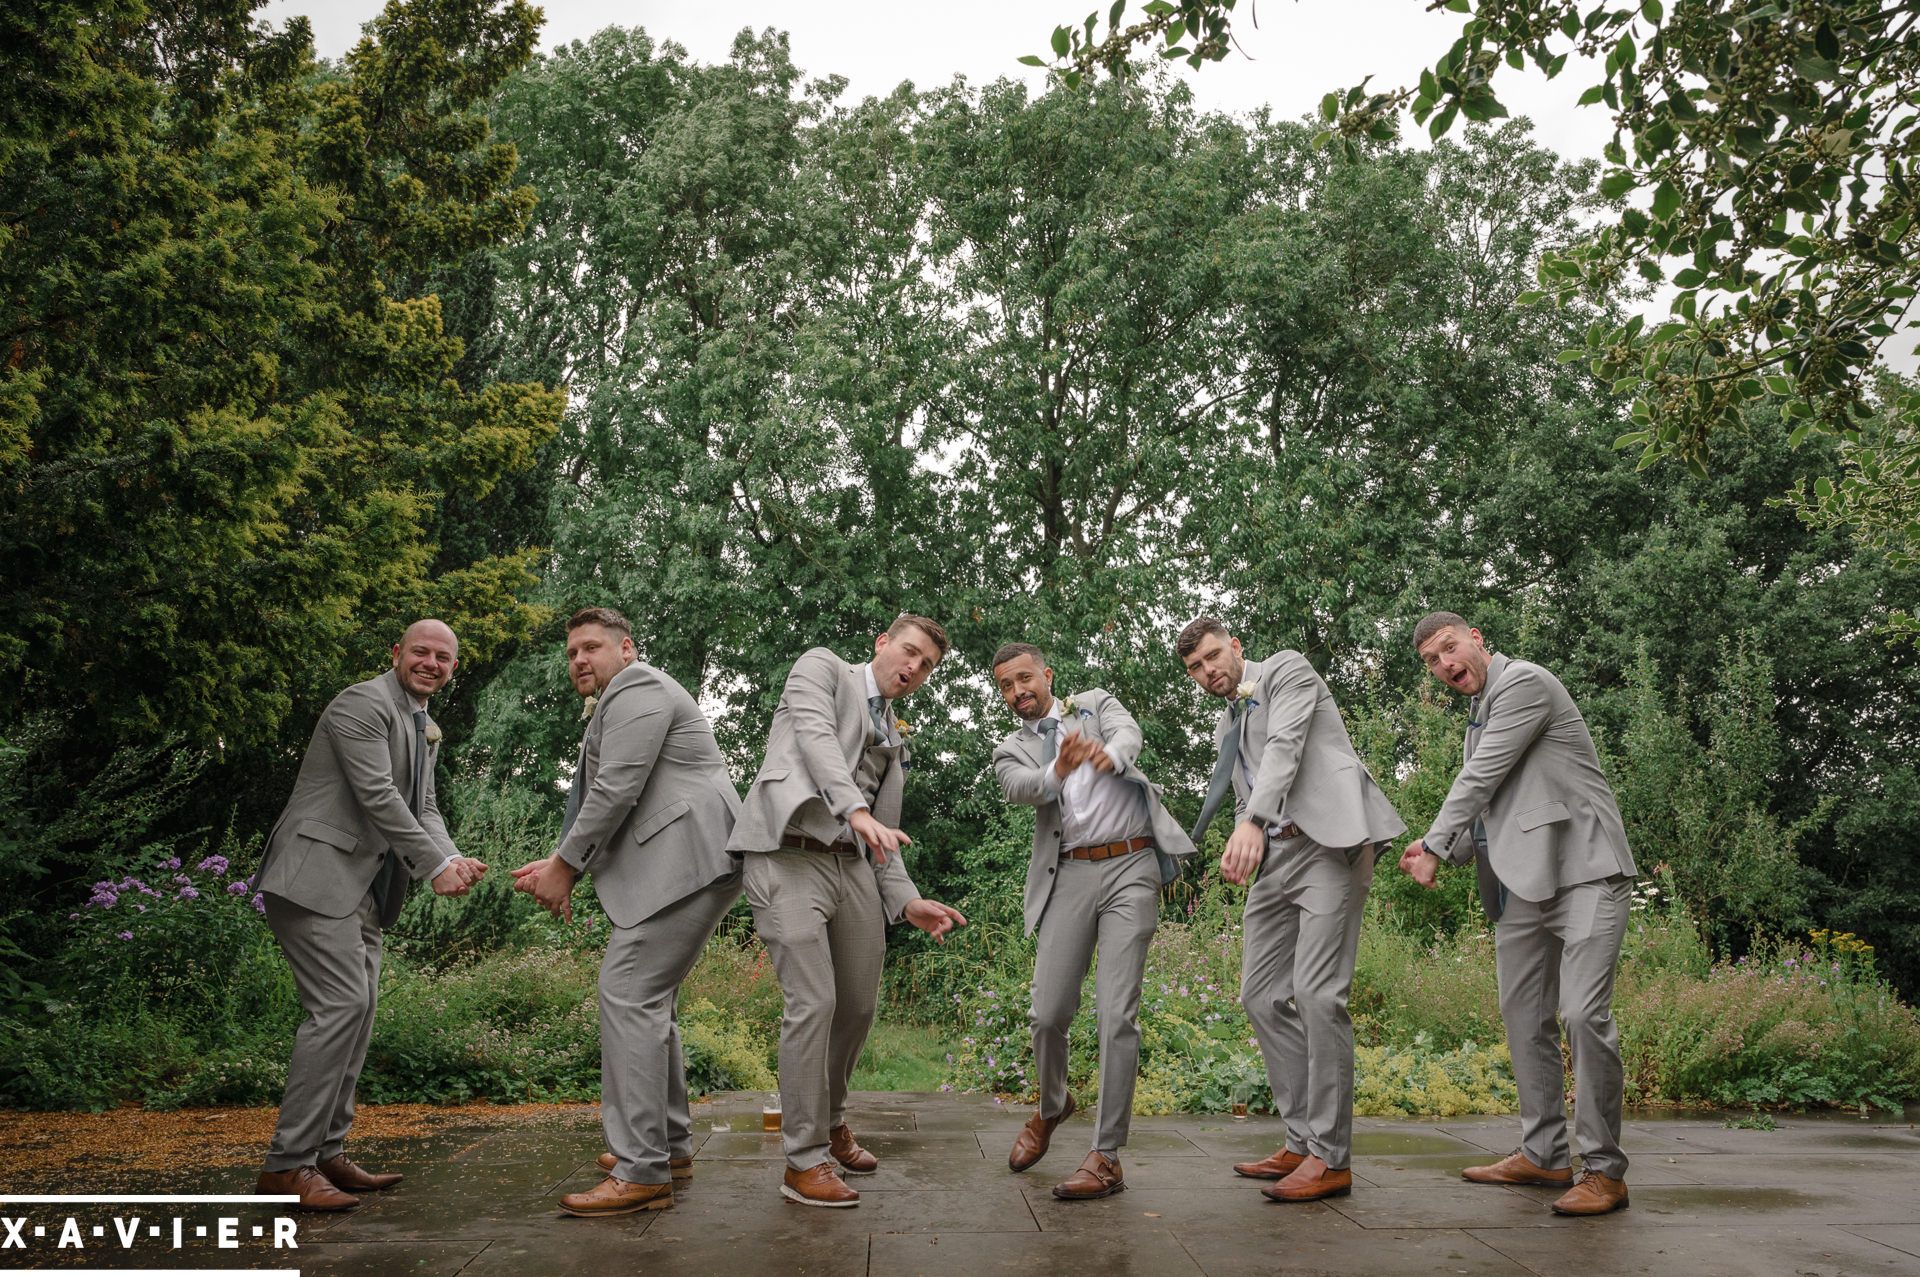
[{"x1": 262, "y1": 0, "x2": 1614, "y2": 161}]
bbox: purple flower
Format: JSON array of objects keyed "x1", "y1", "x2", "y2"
[
  {"x1": 68, "y1": 911, "x2": 80, "y2": 921},
  {"x1": 173, "y1": 873, "x2": 191, "y2": 886},
  {"x1": 251, "y1": 892, "x2": 267, "y2": 914},
  {"x1": 198, "y1": 854, "x2": 230, "y2": 876},
  {"x1": 118, "y1": 931, "x2": 133, "y2": 941},
  {"x1": 178, "y1": 886, "x2": 200, "y2": 900},
  {"x1": 162, "y1": 857, "x2": 181, "y2": 870},
  {"x1": 227, "y1": 881, "x2": 249, "y2": 896}
]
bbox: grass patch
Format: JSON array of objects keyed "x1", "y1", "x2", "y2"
[{"x1": 850, "y1": 1021, "x2": 956, "y2": 1091}]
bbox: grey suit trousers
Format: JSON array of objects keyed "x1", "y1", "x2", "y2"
[
  {"x1": 601, "y1": 875, "x2": 742, "y2": 1184},
  {"x1": 262, "y1": 891, "x2": 383, "y2": 1171},
  {"x1": 743, "y1": 849, "x2": 887, "y2": 1172},
  {"x1": 1030, "y1": 849, "x2": 1161, "y2": 1153},
  {"x1": 1239, "y1": 834, "x2": 1374, "y2": 1169},
  {"x1": 1496, "y1": 874, "x2": 1631, "y2": 1179}
]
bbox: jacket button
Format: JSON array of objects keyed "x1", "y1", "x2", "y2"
[
  {"x1": 1048, "y1": 867, "x2": 1056, "y2": 875},
  {"x1": 1051, "y1": 830, "x2": 1060, "y2": 840}
]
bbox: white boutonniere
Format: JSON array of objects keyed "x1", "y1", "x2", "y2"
[
  {"x1": 425, "y1": 721, "x2": 443, "y2": 746},
  {"x1": 580, "y1": 695, "x2": 598, "y2": 722},
  {"x1": 1233, "y1": 681, "x2": 1259, "y2": 710},
  {"x1": 1059, "y1": 695, "x2": 1090, "y2": 718}
]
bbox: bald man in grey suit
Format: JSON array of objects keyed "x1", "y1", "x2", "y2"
[
  {"x1": 512, "y1": 607, "x2": 744, "y2": 1217},
  {"x1": 730, "y1": 615, "x2": 968, "y2": 1208},
  {"x1": 1401, "y1": 611, "x2": 1637, "y2": 1217},
  {"x1": 1180, "y1": 617, "x2": 1405, "y2": 1204},
  {"x1": 252, "y1": 620, "x2": 487, "y2": 1210},
  {"x1": 990, "y1": 641, "x2": 1198, "y2": 1201}
]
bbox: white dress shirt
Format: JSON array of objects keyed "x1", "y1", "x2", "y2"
[{"x1": 1033, "y1": 698, "x2": 1150, "y2": 848}]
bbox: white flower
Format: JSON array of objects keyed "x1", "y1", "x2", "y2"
[
  {"x1": 1060, "y1": 694, "x2": 1087, "y2": 717},
  {"x1": 1234, "y1": 681, "x2": 1256, "y2": 702},
  {"x1": 580, "y1": 695, "x2": 598, "y2": 721},
  {"x1": 425, "y1": 721, "x2": 443, "y2": 746}
]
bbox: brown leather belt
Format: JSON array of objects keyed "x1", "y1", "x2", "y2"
[
  {"x1": 1276, "y1": 822, "x2": 1302, "y2": 839},
  {"x1": 780, "y1": 835, "x2": 860, "y2": 855},
  {"x1": 1061, "y1": 835, "x2": 1154, "y2": 862}
]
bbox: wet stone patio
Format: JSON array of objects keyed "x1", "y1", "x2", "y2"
[{"x1": 5, "y1": 1092, "x2": 1919, "y2": 1275}]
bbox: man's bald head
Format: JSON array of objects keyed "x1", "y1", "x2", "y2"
[{"x1": 392, "y1": 619, "x2": 459, "y2": 698}]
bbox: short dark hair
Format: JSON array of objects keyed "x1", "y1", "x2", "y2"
[
  {"x1": 567, "y1": 606, "x2": 632, "y2": 639},
  {"x1": 1411, "y1": 611, "x2": 1471, "y2": 651},
  {"x1": 888, "y1": 613, "x2": 949, "y2": 658},
  {"x1": 1175, "y1": 616, "x2": 1230, "y2": 660},
  {"x1": 990, "y1": 641, "x2": 1046, "y2": 673}
]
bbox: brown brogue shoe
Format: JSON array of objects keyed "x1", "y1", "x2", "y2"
[
  {"x1": 782, "y1": 1162, "x2": 860, "y2": 1208},
  {"x1": 1052, "y1": 1150, "x2": 1125, "y2": 1200},
  {"x1": 596, "y1": 1153, "x2": 693, "y2": 1179},
  {"x1": 559, "y1": 1176, "x2": 673, "y2": 1217},
  {"x1": 1232, "y1": 1147, "x2": 1306, "y2": 1180},
  {"x1": 1009, "y1": 1093, "x2": 1077, "y2": 1172},
  {"x1": 1263, "y1": 1165, "x2": 1352, "y2": 1202},
  {"x1": 1461, "y1": 1150, "x2": 1574, "y2": 1187},
  {"x1": 317, "y1": 1154, "x2": 401, "y2": 1192},
  {"x1": 829, "y1": 1123, "x2": 878, "y2": 1175},
  {"x1": 257, "y1": 1166, "x2": 358, "y2": 1212},
  {"x1": 1551, "y1": 1171, "x2": 1629, "y2": 1216}
]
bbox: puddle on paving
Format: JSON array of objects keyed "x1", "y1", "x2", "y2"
[
  {"x1": 1639, "y1": 1187, "x2": 1821, "y2": 1213},
  {"x1": 1350, "y1": 1132, "x2": 1481, "y2": 1155}
]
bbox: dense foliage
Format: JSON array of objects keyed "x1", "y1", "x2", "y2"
[{"x1": 1, "y1": 6, "x2": 1916, "y2": 1112}]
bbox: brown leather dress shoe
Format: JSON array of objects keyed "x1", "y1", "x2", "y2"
[
  {"x1": 597, "y1": 1153, "x2": 694, "y2": 1180},
  {"x1": 1232, "y1": 1147, "x2": 1306, "y2": 1180},
  {"x1": 559, "y1": 1176, "x2": 674, "y2": 1217},
  {"x1": 1262, "y1": 1166, "x2": 1352, "y2": 1202},
  {"x1": 829, "y1": 1123, "x2": 878, "y2": 1175},
  {"x1": 782, "y1": 1162, "x2": 860, "y2": 1208},
  {"x1": 1009, "y1": 1093, "x2": 1077, "y2": 1172},
  {"x1": 317, "y1": 1154, "x2": 402, "y2": 1192},
  {"x1": 1052, "y1": 1150, "x2": 1125, "y2": 1200},
  {"x1": 257, "y1": 1166, "x2": 359, "y2": 1212},
  {"x1": 1551, "y1": 1171, "x2": 1629, "y2": 1216},
  {"x1": 1461, "y1": 1150, "x2": 1573, "y2": 1187}
]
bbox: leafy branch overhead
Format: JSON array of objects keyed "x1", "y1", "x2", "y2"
[{"x1": 1034, "y1": 1, "x2": 1920, "y2": 569}]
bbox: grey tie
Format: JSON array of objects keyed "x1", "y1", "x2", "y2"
[
  {"x1": 409, "y1": 710, "x2": 429, "y2": 815},
  {"x1": 868, "y1": 694, "x2": 891, "y2": 741},
  {"x1": 1466, "y1": 694, "x2": 1503, "y2": 908},
  {"x1": 1189, "y1": 704, "x2": 1246, "y2": 844},
  {"x1": 1038, "y1": 716, "x2": 1059, "y2": 765},
  {"x1": 375, "y1": 710, "x2": 428, "y2": 916}
]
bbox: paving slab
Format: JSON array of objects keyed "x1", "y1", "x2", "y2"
[
  {"x1": 4, "y1": 1092, "x2": 1916, "y2": 1275},
  {"x1": 1475, "y1": 1223, "x2": 1920, "y2": 1276}
]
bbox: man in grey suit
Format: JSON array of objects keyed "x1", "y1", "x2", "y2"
[
  {"x1": 990, "y1": 642, "x2": 1195, "y2": 1201},
  {"x1": 510, "y1": 607, "x2": 744, "y2": 1217},
  {"x1": 1180, "y1": 617, "x2": 1404, "y2": 1204},
  {"x1": 730, "y1": 614, "x2": 968, "y2": 1208},
  {"x1": 1400, "y1": 611, "x2": 1636, "y2": 1217},
  {"x1": 253, "y1": 619, "x2": 488, "y2": 1210}
]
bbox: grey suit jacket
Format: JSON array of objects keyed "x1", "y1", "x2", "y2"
[
  {"x1": 1223, "y1": 652, "x2": 1406, "y2": 849},
  {"x1": 993, "y1": 689, "x2": 1198, "y2": 936},
  {"x1": 727, "y1": 647, "x2": 921, "y2": 923},
  {"x1": 255, "y1": 669, "x2": 459, "y2": 926},
  {"x1": 553, "y1": 659, "x2": 742, "y2": 929},
  {"x1": 1424, "y1": 652, "x2": 1636, "y2": 917}
]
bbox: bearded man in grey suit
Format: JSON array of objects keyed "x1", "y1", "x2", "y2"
[
  {"x1": 252, "y1": 620, "x2": 488, "y2": 1210},
  {"x1": 1180, "y1": 617, "x2": 1405, "y2": 1204},
  {"x1": 990, "y1": 642, "x2": 1195, "y2": 1201},
  {"x1": 510, "y1": 607, "x2": 745, "y2": 1217},
  {"x1": 730, "y1": 614, "x2": 969, "y2": 1208},
  {"x1": 1400, "y1": 611, "x2": 1636, "y2": 1217}
]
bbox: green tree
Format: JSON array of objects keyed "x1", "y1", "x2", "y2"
[
  {"x1": 0, "y1": 0, "x2": 561, "y2": 928},
  {"x1": 1037, "y1": 1, "x2": 1920, "y2": 585}
]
